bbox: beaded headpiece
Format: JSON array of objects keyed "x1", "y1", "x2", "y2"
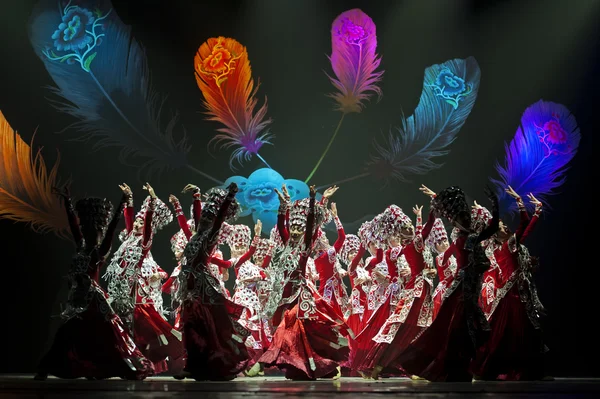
[
  {"x1": 471, "y1": 206, "x2": 492, "y2": 234},
  {"x1": 340, "y1": 234, "x2": 361, "y2": 263},
  {"x1": 227, "y1": 224, "x2": 252, "y2": 248},
  {"x1": 382, "y1": 205, "x2": 413, "y2": 236},
  {"x1": 431, "y1": 186, "x2": 470, "y2": 228},
  {"x1": 254, "y1": 238, "x2": 273, "y2": 260},
  {"x1": 202, "y1": 187, "x2": 240, "y2": 223},
  {"x1": 269, "y1": 226, "x2": 284, "y2": 248},
  {"x1": 289, "y1": 198, "x2": 327, "y2": 233},
  {"x1": 426, "y1": 218, "x2": 449, "y2": 250},
  {"x1": 170, "y1": 219, "x2": 194, "y2": 254},
  {"x1": 135, "y1": 196, "x2": 173, "y2": 233}
]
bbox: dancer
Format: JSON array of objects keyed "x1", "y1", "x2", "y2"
[
  {"x1": 179, "y1": 183, "x2": 251, "y2": 381},
  {"x1": 471, "y1": 190, "x2": 548, "y2": 380},
  {"x1": 365, "y1": 200, "x2": 437, "y2": 379},
  {"x1": 104, "y1": 183, "x2": 181, "y2": 374},
  {"x1": 425, "y1": 218, "x2": 453, "y2": 320},
  {"x1": 395, "y1": 185, "x2": 499, "y2": 381},
  {"x1": 35, "y1": 187, "x2": 154, "y2": 380},
  {"x1": 341, "y1": 234, "x2": 371, "y2": 334},
  {"x1": 314, "y1": 202, "x2": 350, "y2": 321},
  {"x1": 252, "y1": 186, "x2": 350, "y2": 380}
]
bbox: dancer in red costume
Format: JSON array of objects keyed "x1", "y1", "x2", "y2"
[
  {"x1": 341, "y1": 234, "x2": 372, "y2": 335},
  {"x1": 314, "y1": 202, "x2": 350, "y2": 322},
  {"x1": 471, "y1": 190, "x2": 548, "y2": 381},
  {"x1": 365, "y1": 198, "x2": 437, "y2": 379},
  {"x1": 163, "y1": 184, "x2": 203, "y2": 329},
  {"x1": 251, "y1": 186, "x2": 350, "y2": 380},
  {"x1": 35, "y1": 187, "x2": 154, "y2": 380},
  {"x1": 395, "y1": 185, "x2": 499, "y2": 382},
  {"x1": 104, "y1": 183, "x2": 182, "y2": 374},
  {"x1": 179, "y1": 183, "x2": 251, "y2": 381},
  {"x1": 426, "y1": 217, "x2": 453, "y2": 320}
]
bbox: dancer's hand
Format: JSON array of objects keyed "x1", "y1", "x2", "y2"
[
  {"x1": 330, "y1": 202, "x2": 338, "y2": 217},
  {"x1": 472, "y1": 200, "x2": 482, "y2": 209},
  {"x1": 527, "y1": 193, "x2": 542, "y2": 207},
  {"x1": 413, "y1": 205, "x2": 423, "y2": 216},
  {"x1": 143, "y1": 183, "x2": 156, "y2": 198},
  {"x1": 182, "y1": 184, "x2": 200, "y2": 194},
  {"x1": 310, "y1": 185, "x2": 317, "y2": 198},
  {"x1": 254, "y1": 219, "x2": 262, "y2": 236},
  {"x1": 323, "y1": 185, "x2": 339, "y2": 199},
  {"x1": 118, "y1": 183, "x2": 132, "y2": 196},
  {"x1": 168, "y1": 194, "x2": 179, "y2": 204},
  {"x1": 399, "y1": 268, "x2": 411, "y2": 278},
  {"x1": 505, "y1": 186, "x2": 521, "y2": 200},
  {"x1": 419, "y1": 184, "x2": 436, "y2": 198}
]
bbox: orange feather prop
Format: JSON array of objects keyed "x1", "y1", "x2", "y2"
[
  {"x1": 194, "y1": 37, "x2": 272, "y2": 168},
  {"x1": 0, "y1": 111, "x2": 69, "y2": 239}
]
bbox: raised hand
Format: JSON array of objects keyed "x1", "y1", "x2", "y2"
[
  {"x1": 143, "y1": 182, "x2": 156, "y2": 198},
  {"x1": 472, "y1": 200, "x2": 482, "y2": 209},
  {"x1": 281, "y1": 184, "x2": 291, "y2": 201},
  {"x1": 330, "y1": 202, "x2": 338, "y2": 217},
  {"x1": 119, "y1": 183, "x2": 132, "y2": 196},
  {"x1": 419, "y1": 184, "x2": 436, "y2": 198},
  {"x1": 527, "y1": 193, "x2": 542, "y2": 207},
  {"x1": 310, "y1": 185, "x2": 317, "y2": 198},
  {"x1": 505, "y1": 185, "x2": 521, "y2": 200},
  {"x1": 226, "y1": 182, "x2": 239, "y2": 194},
  {"x1": 254, "y1": 219, "x2": 263, "y2": 236},
  {"x1": 274, "y1": 188, "x2": 286, "y2": 203},
  {"x1": 168, "y1": 194, "x2": 178, "y2": 204},
  {"x1": 323, "y1": 185, "x2": 339, "y2": 199},
  {"x1": 412, "y1": 205, "x2": 423, "y2": 216},
  {"x1": 182, "y1": 184, "x2": 199, "y2": 194}
]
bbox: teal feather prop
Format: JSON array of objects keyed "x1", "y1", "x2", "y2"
[
  {"x1": 367, "y1": 57, "x2": 480, "y2": 184},
  {"x1": 28, "y1": 0, "x2": 194, "y2": 179}
]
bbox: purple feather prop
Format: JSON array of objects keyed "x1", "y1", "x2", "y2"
[
  {"x1": 327, "y1": 9, "x2": 384, "y2": 114},
  {"x1": 491, "y1": 100, "x2": 580, "y2": 216}
]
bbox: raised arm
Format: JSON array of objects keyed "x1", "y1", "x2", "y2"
[
  {"x1": 518, "y1": 194, "x2": 542, "y2": 243},
  {"x1": 169, "y1": 194, "x2": 193, "y2": 239},
  {"x1": 98, "y1": 194, "x2": 127, "y2": 258},
  {"x1": 478, "y1": 187, "x2": 499, "y2": 243},
  {"x1": 274, "y1": 184, "x2": 291, "y2": 244},
  {"x1": 182, "y1": 184, "x2": 202, "y2": 229},
  {"x1": 348, "y1": 244, "x2": 366, "y2": 277},
  {"x1": 54, "y1": 186, "x2": 83, "y2": 249},
  {"x1": 141, "y1": 183, "x2": 157, "y2": 247},
  {"x1": 119, "y1": 183, "x2": 134, "y2": 232},
  {"x1": 365, "y1": 247, "x2": 384, "y2": 271},
  {"x1": 330, "y1": 202, "x2": 346, "y2": 253}
]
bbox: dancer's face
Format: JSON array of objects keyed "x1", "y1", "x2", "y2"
[
  {"x1": 347, "y1": 250, "x2": 358, "y2": 262},
  {"x1": 290, "y1": 226, "x2": 303, "y2": 242},
  {"x1": 367, "y1": 242, "x2": 377, "y2": 256},
  {"x1": 496, "y1": 220, "x2": 511, "y2": 242},
  {"x1": 400, "y1": 224, "x2": 415, "y2": 240},
  {"x1": 253, "y1": 254, "x2": 265, "y2": 266},
  {"x1": 133, "y1": 217, "x2": 144, "y2": 233},
  {"x1": 232, "y1": 243, "x2": 249, "y2": 255},
  {"x1": 435, "y1": 240, "x2": 450, "y2": 253}
]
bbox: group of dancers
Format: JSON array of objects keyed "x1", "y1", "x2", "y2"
[{"x1": 35, "y1": 180, "x2": 548, "y2": 382}]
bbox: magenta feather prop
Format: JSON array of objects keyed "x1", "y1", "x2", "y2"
[
  {"x1": 491, "y1": 100, "x2": 580, "y2": 216},
  {"x1": 327, "y1": 9, "x2": 384, "y2": 114}
]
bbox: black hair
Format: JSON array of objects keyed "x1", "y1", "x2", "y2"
[
  {"x1": 201, "y1": 187, "x2": 240, "y2": 223},
  {"x1": 75, "y1": 197, "x2": 114, "y2": 242},
  {"x1": 432, "y1": 186, "x2": 471, "y2": 230}
]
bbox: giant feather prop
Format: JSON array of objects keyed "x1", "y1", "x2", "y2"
[
  {"x1": 367, "y1": 57, "x2": 480, "y2": 185},
  {"x1": 28, "y1": 0, "x2": 195, "y2": 179},
  {"x1": 327, "y1": 8, "x2": 384, "y2": 114},
  {"x1": 0, "y1": 111, "x2": 69, "y2": 239},
  {"x1": 491, "y1": 100, "x2": 580, "y2": 216},
  {"x1": 305, "y1": 8, "x2": 384, "y2": 183},
  {"x1": 194, "y1": 37, "x2": 273, "y2": 169}
]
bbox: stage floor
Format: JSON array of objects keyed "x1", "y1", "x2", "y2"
[{"x1": 1, "y1": 375, "x2": 599, "y2": 398}]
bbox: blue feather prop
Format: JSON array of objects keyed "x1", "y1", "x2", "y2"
[
  {"x1": 28, "y1": 0, "x2": 195, "y2": 179},
  {"x1": 367, "y1": 57, "x2": 480, "y2": 184},
  {"x1": 491, "y1": 100, "x2": 580, "y2": 216}
]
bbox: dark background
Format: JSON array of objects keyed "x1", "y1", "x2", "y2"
[{"x1": 0, "y1": 0, "x2": 597, "y2": 376}]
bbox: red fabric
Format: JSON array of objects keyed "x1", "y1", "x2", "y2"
[
  {"x1": 470, "y1": 286, "x2": 546, "y2": 380},
  {"x1": 38, "y1": 293, "x2": 155, "y2": 380}
]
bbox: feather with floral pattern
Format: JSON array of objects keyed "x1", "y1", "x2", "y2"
[
  {"x1": 491, "y1": 100, "x2": 580, "y2": 216},
  {"x1": 194, "y1": 36, "x2": 273, "y2": 169},
  {"x1": 0, "y1": 111, "x2": 69, "y2": 239}
]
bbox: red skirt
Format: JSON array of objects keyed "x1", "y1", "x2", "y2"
[
  {"x1": 133, "y1": 303, "x2": 183, "y2": 374},
  {"x1": 38, "y1": 292, "x2": 155, "y2": 380},
  {"x1": 470, "y1": 286, "x2": 546, "y2": 380},
  {"x1": 181, "y1": 297, "x2": 250, "y2": 380},
  {"x1": 362, "y1": 292, "x2": 430, "y2": 372},
  {"x1": 346, "y1": 297, "x2": 393, "y2": 370},
  {"x1": 258, "y1": 303, "x2": 349, "y2": 380},
  {"x1": 395, "y1": 282, "x2": 474, "y2": 381}
]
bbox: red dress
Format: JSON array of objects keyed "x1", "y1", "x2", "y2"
[
  {"x1": 362, "y1": 212, "x2": 436, "y2": 372},
  {"x1": 432, "y1": 253, "x2": 457, "y2": 319},
  {"x1": 345, "y1": 245, "x2": 374, "y2": 336},
  {"x1": 395, "y1": 231, "x2": 492, "y2": 381},
  {"x1": 315, "y1": 216, "x2": 349, "y2": 322},
  {"x1": 471, "y1": 209, "x2": 547, "y2": 380},
  {"x1": 181, "y1": 190, "x2": 251, "y2": 380},
  {"x1": 258, "y1": 195, "x2": 350, "y2": 380},
  {"x1": 38, "y1": 197, "x2": 154, "y2": 380}
]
